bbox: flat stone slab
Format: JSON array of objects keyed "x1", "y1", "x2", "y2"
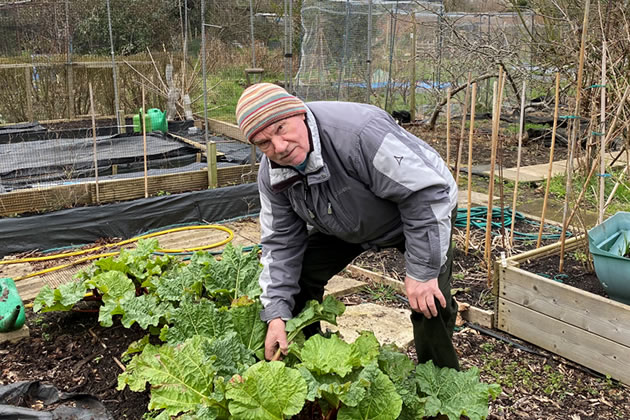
[
  {"x1": 0, "y1": 325, "x2": 30, "y2": 344},
  {"x1": 323, "y1": 303, "x2": 413, "y2": 348},
  {"x1": 324, "y1": 275, "x2": 366, "y2": 297},
  {"x1": 474, "y1": 155, "x2": 627, "y2": 183}
]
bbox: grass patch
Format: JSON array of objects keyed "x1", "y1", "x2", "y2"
[{"x1": 546, "y1": 166, "x2": 630, "y2": 216}]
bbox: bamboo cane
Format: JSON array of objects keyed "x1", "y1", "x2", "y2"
[
  {"x1": 484, "y1": 69, "x2": 504, "y2": 262},
  {"x1": 88, "y1": 83, "x2": 100, "y2": 204},
  {"x1": 484, "y1": 80, "x2": 498, "y2": 263},
  {"x1": 561, "y1": 84, "x2": 630, "y2": 251},
  {"x1": 559, "y1": 0, "x2": 590, "y2": 270},
  {"x1": 454, "y1": 72, "x2": 472, "y2": 184},
  {"x1": 464, "y1": 83, "x2": 477, "y2": 255},
  {"x1": 142, "y1": 84, "x2": 149, "y2": 198},
  {"x1": 598, "y1": 40, "x2": 607, "y2": 224},
  {"x1": 509, "y1": 81, "x2": 527, "y2": 247},
  {"x1": 485, "y1": 70, "x2": 505, "y2": 288},
  {"x1": 537, "y1": 73, "x2": 561, "y2": 249},
  {"x1": 446, "y1": 87, "x2": 452, "y2": 171}
]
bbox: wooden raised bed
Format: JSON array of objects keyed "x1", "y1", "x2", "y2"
[{"x1": 496, "y1": 235, "x2": 630, "y2": 384}]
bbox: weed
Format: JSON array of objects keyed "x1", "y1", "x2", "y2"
[
  {"x1": 572, "y1": 250, "x2": 590, "y2": 263},
  {"x1": 452, "y1": 272, "x2": 465, "y2": 281},
  {"x1": 363, "y1": 283, "x2": 399, "y2": 304},
  {"x1": 480, "y1": 342, "x2": 495, "y2": 353}
]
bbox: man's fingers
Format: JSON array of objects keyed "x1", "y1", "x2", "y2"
[{"x1": 437, "y1": 290, "x2": 447, "y2": 309}]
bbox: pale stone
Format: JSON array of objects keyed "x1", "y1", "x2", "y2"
[
  {"x1": 324, "y1": 275, "x2": 366, "y2": 297},
  {"x1": 323, "y1": 303, "x2": 413, "y2": 348},
  {"x1": 0, "y1": 325, "x2": 30, "y2": 344}
]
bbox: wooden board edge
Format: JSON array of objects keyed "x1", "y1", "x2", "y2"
[
  {"x1": 346, "y1": 264, "x2": 495, "y2": 328},
  {"x1": 345, "y1": 264, "x2": 405, "y2": 294},
  {"x1": 497, "y1": 298, "x2": 630, "y2": 385},
  {"x1": 500, "y1": 265, "x2": 630, "y2": 347}
]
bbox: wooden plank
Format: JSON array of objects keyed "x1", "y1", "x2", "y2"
[
  {"x1": 0, "y1": 165, "x2": 259, "y2": 216},
  {"x1": 462, "y1": 306, "x2": 494, "y2": 328},
  {"x1": 0, "y1": 184, "x2": 91, "y2": 216},
  {"x1": 346, "y1": 265, "x2": 494, "y2": 328},
  {"x1": 500, "y1": 265, "x2": 630, "y2": 347},
  {"x1": 346, "y1": 264, "x2": 405, "y2": 294},
  {"x1": 168, "y1": 133, "x2": 225, "y2": 158},
  {"x1": 208, "y1": 119, "x2": 247, "y2": 143},
  {"x1": 497, "y1": 298, "x2": 630, "y2": 385}
]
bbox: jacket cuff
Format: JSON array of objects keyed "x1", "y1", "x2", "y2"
[
  {"x1": 260, "y1": 301, "x2": 293, "y2": 322},
  {"x1": 406, "y1": 264, "x2": 441, "y2": 283}
]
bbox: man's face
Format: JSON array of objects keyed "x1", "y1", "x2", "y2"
[{"x1": 250, "y1": 114, "x2": 309, "y2": 166}]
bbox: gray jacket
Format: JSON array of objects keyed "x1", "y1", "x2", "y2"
[{"x1": 258, "y1": 101, "x2": 458, "y2": 321}]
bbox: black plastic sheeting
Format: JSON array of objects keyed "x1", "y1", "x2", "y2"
[
  {"x1": 0, "y1": 122, "x2": 47, "y2": 142},
  {"x1": 0, "y1": 183, "x2": 261, "y2": 257},
  {"x1": 0, "y1": 132, "x2": 196, "y2": 187},
  {"x1": 0, "y1": 381, "x2": 114, "y2": 419}
]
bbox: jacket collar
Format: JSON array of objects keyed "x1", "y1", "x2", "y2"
[{"x1": 268, "y1": 105, "x2": 330, "y2": 192}]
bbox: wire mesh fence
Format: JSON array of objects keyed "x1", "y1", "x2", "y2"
[{"x1": 0, "y1": 0, "x2": 576, "y2": 203}]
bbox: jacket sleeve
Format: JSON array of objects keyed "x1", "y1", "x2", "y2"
[
  {"x1": 257, "y1": 162, "x2": 308, "y2": 322},
  {"x1": 353, "y1": 114, "x2": 458, "y2": 282}
]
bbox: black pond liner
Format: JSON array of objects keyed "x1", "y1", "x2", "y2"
[{"x1": 0, "y1": 182, "x2": 261, "y2": 257}]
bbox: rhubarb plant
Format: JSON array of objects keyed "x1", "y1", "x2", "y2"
[{"x1": 33, "y1": 239, "x2": 500, "y2": 419}]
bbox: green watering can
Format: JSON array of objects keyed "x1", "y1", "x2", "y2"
[
  {"x1": 0, "y1": 278, "x2": 26, "y2": 332},
  {"x1": 132, "y1": 108, "x2": 167, "y2": 134}
]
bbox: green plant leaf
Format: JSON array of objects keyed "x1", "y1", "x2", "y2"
[
  {"x1": 204, "y1": 331, "x2": 256, "y2": 379},
  {"x1": 352, "y1": 331, "x2": 381, "y2": 366},
  {"x1": 338, "y1": 363, "x2": 403, "y2": 420},
  {"x1": 415, "y1": 361, "x2": 502, "y2": 420},
  {"x1": 32, "y1": 282, "x2": 87, "y2": 313},
  {"x1": 204, "y1": 245, "x2": 262, "y2": 300},
  {"x1": 119, "y1": 294, "x2": 173, "y2": 329},
  {"x1": 226, "y1": 361, "x2": 307, "y2": 420},
  {"x1": 229, "y1": 300, "x2": 266, "y2": 352},
  {"x1": 161, "y1": 299, "x2": 234, "y2": 343},
  {"x1": 300, "y1": 334, "x2": 360, "y2": 377},
  {"x1": 117, "y1": 335, "x2": 223, "y2": 417},
  {"x1": 85, "y1": 270, "x2": 136, "y2": 299},
  {"x1": 154, "y1": 265, "x2": 203, "y2": 302},
  {"x1": 285, "y1": 296, "x2": 345, "y2": 339}
]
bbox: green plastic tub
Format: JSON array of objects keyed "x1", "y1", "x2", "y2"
[{"x1": 588, "y1": 212, "x2": 630, "y2": 305}]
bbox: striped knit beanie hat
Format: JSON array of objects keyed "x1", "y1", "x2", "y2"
[{"x1": 236, "y1": 83, "x2": 307, "y2": 142}]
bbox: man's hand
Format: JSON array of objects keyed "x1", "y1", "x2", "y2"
[
  {"x1": 265, "y1": 318, "x2": 289, "y2": 361},
  {"x1": 404, "y1": 276, "x2": 446, "y2": 319}
]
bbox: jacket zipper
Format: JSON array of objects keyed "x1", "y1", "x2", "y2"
[{"x1": 303, "y1": 180, "x2": 316, "y2": 220}]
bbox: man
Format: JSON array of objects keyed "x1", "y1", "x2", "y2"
[{"x1": 236, "y1": 83, "x2": 459, "y2": 369}]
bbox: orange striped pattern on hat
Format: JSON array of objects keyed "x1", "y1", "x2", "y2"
[{"x1": 236, "y1": 83, "x2": 307, "y2": 142}]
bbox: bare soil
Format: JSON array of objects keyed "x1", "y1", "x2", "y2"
[{"x1": 339, "y1": 278, "x2": 630, "y2": 420}]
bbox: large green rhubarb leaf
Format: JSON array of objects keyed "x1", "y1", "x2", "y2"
[
  {"x1": 300, "y1": 334, "x2": 359, "y2": 377},
  {"x1": 86, "y1": 271, "x2": 137, "y2": 327},
  {"x1": 338, "y1": 363, "x2": 402, "y2": 420},
  {"x1": 285, "y1": 296, "x2": 345, "y2": 339},
  {"x1": 229, "y1": 300, "x2": 266, "y2": 352},
  {"x1": 154, "y1": 265, "x2": 204, "y2": 302},
  {"x1": 117, "y1": 335, "x2": 226, "y2": 417},
  {"x1": 33, "y1": 282, "x2": 88, "y2": 312},
  {"x1": 119, "y1": 294, "x2": 173, "y2": 329},
  {"x1": 378, "y1": 345, "x2": 419, "y2": 407},
  {"x1": 226, "y1": 361, "x2": 307, "y2": 420},
  {"x1": 160, "y1": 298, "x2": 234, "y2": 343},
  {"x1": 205, "y1": 331, "x2": 255, "y2": 378},
  {"x1": 204, "y1": 244, "x2": 262, "y2": 300},
  {"x1": 414, "y1": 361, "x2": 501, "y2": 420}
]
